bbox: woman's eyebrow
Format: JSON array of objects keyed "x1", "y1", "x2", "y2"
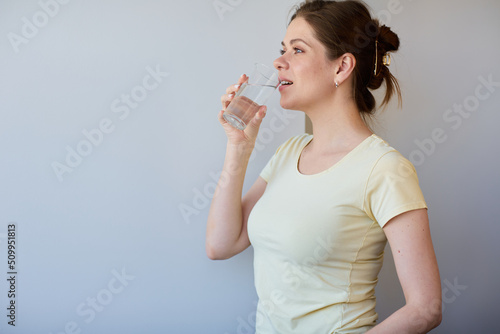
[{"x1": 281, "y1": 38, "x2": 311, "y2": 47}]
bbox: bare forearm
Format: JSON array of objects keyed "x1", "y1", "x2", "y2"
[
  {"x1": 366, "y1": 302, "x2": 442, "y2": 334},
  {"x1": 206, "y1": 142, "x2": 253, "y2": 258}
]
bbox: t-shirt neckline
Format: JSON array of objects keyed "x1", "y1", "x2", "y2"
[{"x1": 296, "y1": 134, "x2": 376, "y2": 177}]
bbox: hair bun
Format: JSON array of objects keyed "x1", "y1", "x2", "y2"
[
  {"x1": 378, "y1": 25, "x2": 400, "y2": 53},
  {"x1": 368, "y1": 24, "x2": 401, "y2": 107}
]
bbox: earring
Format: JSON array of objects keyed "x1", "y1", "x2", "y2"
[{"x1": 335, "y1": 81, "x2": 339, "y2": 88}]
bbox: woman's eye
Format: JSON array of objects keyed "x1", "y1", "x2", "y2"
[{"x1": 280, "y1": 48, "x2": 303, "y2": 55}]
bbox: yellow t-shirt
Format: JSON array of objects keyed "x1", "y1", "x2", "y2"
[{"x1": 247, "y1": 134, "x2": 427, "y2": 333}]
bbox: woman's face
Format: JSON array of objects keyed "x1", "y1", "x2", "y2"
[{"x1": 274, "y1": 17, "x2": 338, "y2": 111}]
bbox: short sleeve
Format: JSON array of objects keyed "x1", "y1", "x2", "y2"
[
  {"x1": 259, "y1": 135, "x2": 302, "y2": 182},
  {"x1": 259, "y1": 143, "x2": 284, "y2": 182},
  {"x1": 259, "y1": 154, "x2": 275, "y2": 182},
  {"x1": 363, "y1": 151, "x2": 427, "y2": 228}
]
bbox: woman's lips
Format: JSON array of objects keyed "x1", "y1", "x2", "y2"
[
  {"x1": 279, "y1": 84, "x2": 292, "y2": 92},
  {"x1": 278, "y1": 78, "x2": 293, "y2": 92}
]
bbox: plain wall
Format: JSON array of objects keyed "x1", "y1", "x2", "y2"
[{"x1": 0, "y1": 0, "x2": 498, "y2": 333}]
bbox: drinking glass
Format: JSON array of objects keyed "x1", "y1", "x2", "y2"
[{"x1": 223, "y1": 63, "x2": 280, "y2": 130}]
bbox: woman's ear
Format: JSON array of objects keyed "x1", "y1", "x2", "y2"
[{"x1": 335, "y1": 53, "x2": 356, "y2": 86}]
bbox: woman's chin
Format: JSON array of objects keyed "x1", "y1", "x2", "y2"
[
  {"x1": 279, "y1": 97, "x2": 296, "y2": 111},
  {"x1": 280, "y1": 101, "x2": 301, "y2": 112}
]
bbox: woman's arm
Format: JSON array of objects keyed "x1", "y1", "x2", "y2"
[
  {"x1": 206, "y1": 169, "x2": 267, "y2": 260},
  {"x1": 205, "y1": 74, "x2": 268, "y2": 260},
  {"x1": 366, "y1": 208, "x2": 442, "y2": 333}
]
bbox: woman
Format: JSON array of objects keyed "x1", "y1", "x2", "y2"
[{"x1": 206, "y1": 0, "x2": 442, "y2": 333}]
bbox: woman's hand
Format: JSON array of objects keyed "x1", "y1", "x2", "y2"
[{"x1": 218, "y1": 74, "x2": 267, "y2": 148}]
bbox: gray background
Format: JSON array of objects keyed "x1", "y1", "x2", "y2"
[{"x1": 0, "y1": 0, "x2": 498, "y2": 333}]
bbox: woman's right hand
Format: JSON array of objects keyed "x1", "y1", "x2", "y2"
[
  {"x1": 218, "y1": 74, "x2": 267, "y2": 148},
  {"x1": 209, "y1": 74, "x2": 268, "y2": 261}
]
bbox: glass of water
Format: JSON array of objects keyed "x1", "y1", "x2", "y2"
[{"x1": 223, "y1": 63, "x2": 280, "y2": 130}]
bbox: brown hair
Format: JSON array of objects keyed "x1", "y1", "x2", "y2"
[{"x1": 290, "y1": 0, "x2": 402, "y2": 119}]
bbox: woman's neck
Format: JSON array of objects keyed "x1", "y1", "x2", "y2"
[{"x1": 304, "y1": 96, "x2": 373, "y2": 153}]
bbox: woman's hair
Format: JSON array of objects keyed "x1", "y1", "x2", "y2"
[{"x1": 290, "y1": 0, "x2": 402, "y2": 119}]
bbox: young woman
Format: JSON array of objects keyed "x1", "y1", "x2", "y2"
[{"x1": 207, "y1": 1, "x2": 442, "y2": 333}]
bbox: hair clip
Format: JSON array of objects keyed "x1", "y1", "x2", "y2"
[
  {"x1": 374, "y1": 39, "x2": 391, "y2": 76},
  {"x1": 382, "y1": 53, "x2": 391, "y2": 66}
]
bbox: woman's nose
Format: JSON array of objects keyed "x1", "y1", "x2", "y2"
[{"x1": 273, "y1": 54, "x2": 287, "y2": 71}]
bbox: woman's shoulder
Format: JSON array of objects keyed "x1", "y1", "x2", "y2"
[
  {"x1": 365, "y1": 134, "x2": 405, "y2": 159},
  {"x1": 284, "y1": 133, "x2": 313, "y2": 147},
  {"x1": 273, "y1": 133, "x2": 313, "y2": 155},
  {"x1": 365, "y1": 134, "x2": 417, "y2": 176}
]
